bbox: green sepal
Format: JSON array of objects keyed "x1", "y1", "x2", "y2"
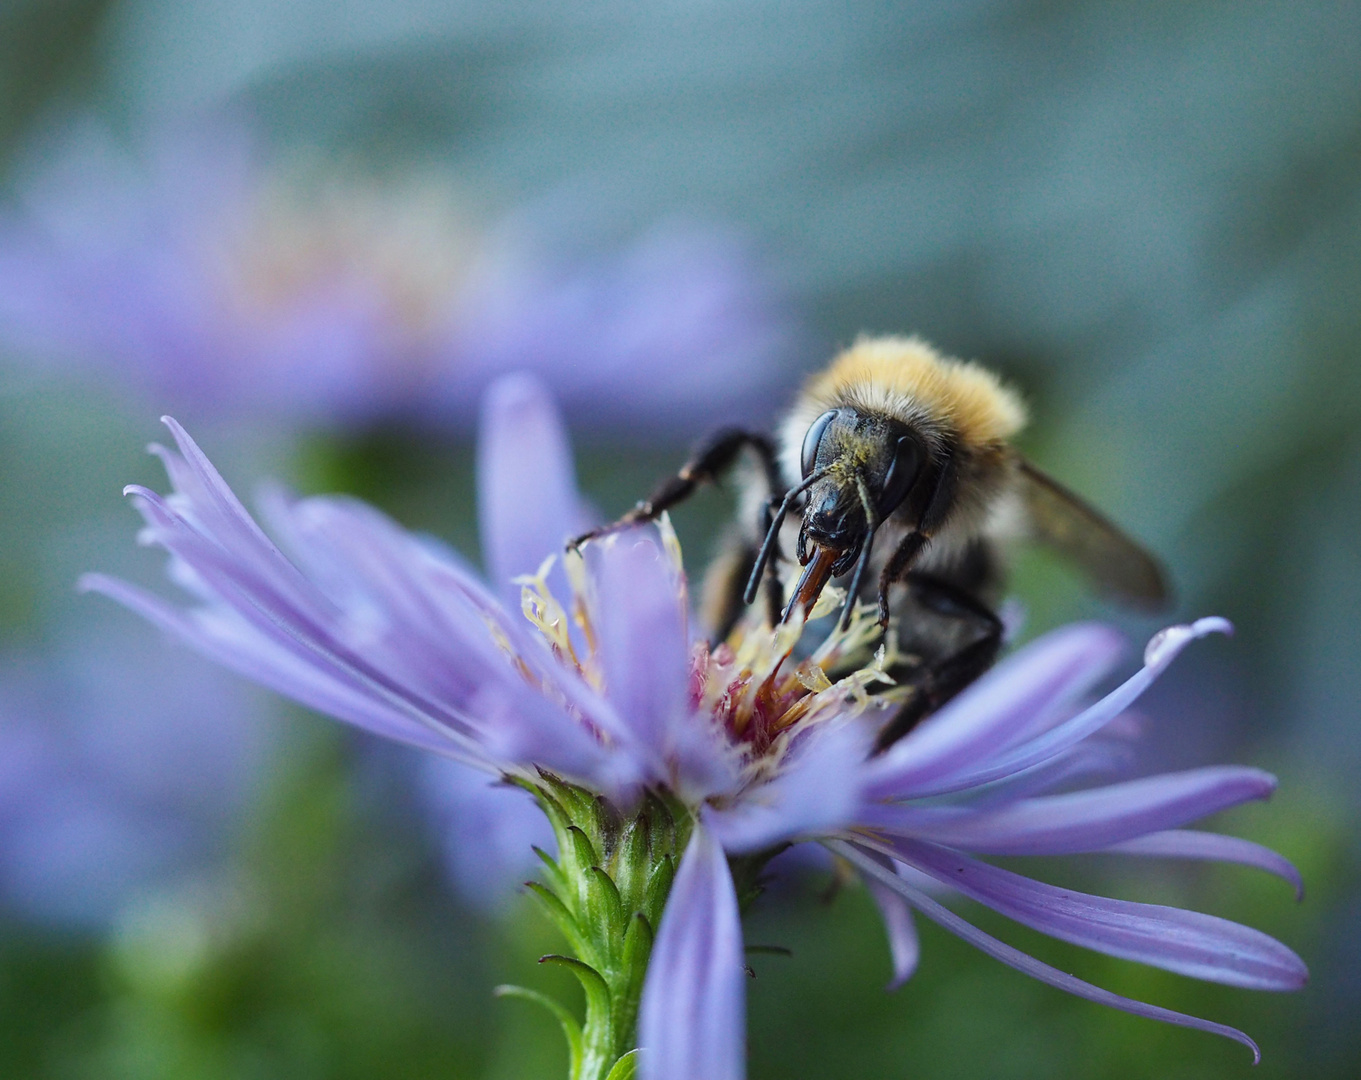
[
  {"x1": 495, "y1": 984, "x2": 583, "y2": 1076},
  {"x1": 616, "y1": 912, "x2": 655, "y2": 1034},
  {"x1": 614, "y1": 814, "x2": 651, "y2": 901},
  {"x1": 540, "y1": 954, "x2": 612, "y2": 1028},
  {"x1": 589, "y1": 795, "x2": 622, "y2": 859},
  {"x1": 564, "y1": 825, "x2": 601, "y2": 876},
  {"x1": 642, "y1": 853, "x2": 676, "y2": 925},
  {"x1": 525, "y1": 882, "x2": 588, "y2": 954},
  {"x1": 536, "y1": 769, "x2": 597, "y2": 826},
  {"x1": 532, "y1": 845, "x2": 571, "y2": 896},
  {"x1": 527, "y1": 784, "x2": 577, "y2": 855},
  {"x1": 586, "y1": 865, "x2": 626, "y2": 934},
  {"x1": 516, "y1": 775, "x2": 697, "y2": 1080},
  {"x1": 602, "y1": 1049, "x2": 640, "y2": 1080}
]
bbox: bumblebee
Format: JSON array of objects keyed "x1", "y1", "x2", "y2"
[{"x1": 573, "y1": 335, "x2": 1168, "y2": 747}]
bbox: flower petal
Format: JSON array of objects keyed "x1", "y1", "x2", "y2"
[
  {"x1": 590, "y1": 532, "x2": 692, "y2": 766},
  {"x1": 828, "y1": 839, "x2": 1263, "y2": 1063},
  {"x1": 477, "y1": 373, "x2": 586, "y2": 601},
  {"x1": 706, "y1": 721, "x2": 868, "y2": 853},
  {"x1": 868, "y1": 836, "x2": 1308, "y2": 991},
  {"x1": 1103, "y1": 830, "x2": 1304, "y2": 900},
  {"x1": 860, "y1": 767, "x2": 1278, "y2": 855},
  {"x1": 895, "y1": 618, "x2": 1231, "y2": 798},
  {"x1": 87, "y1": 420, "x2": 615, "y2": 784},
  {"x1": 639, "y1": 821, "x2": 745, "y2": 1080},
  {"x1": 859, "y1": 850, "x2": 920, "y2": 990},
  {"x1": 80, "y1": 571, "x2": 477, "y2": 759},
  {"x1": 863, "y1": 623, "x2": 1125, "y2": 801}
]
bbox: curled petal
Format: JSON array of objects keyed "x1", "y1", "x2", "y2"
[
  {"x1": 867, "y1": 836, "x2": 1308, "y2": 992},
  {"x1": 906, "y1": 618, "x2": 1232, "y2": 798},
  {"x1": 639, "y1": 821, "x2": 745, "y2": 1080},
  {"x1": 1103, "y1": 830, "x2": 1304, "y2": 900},
  {"x1": 860, "y1": 767, "x2": 1278, "y2": 855},
  {"x1": 863, "y1": 623, "x2": 1125, "y2": 801},
  {"x1": 827, "y1": 839, "x2": 1264, "y2": 1063},
  {"x1": 859, "y1": 850, "x2": 920, "y2": 990}
]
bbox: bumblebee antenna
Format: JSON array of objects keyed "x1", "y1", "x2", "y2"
[
  {"x1": 742, "y1": 468, "x2": 829, "y2": 606},
  {"x1": 838, "y1": 474, "x2": 881, "y2": 631}
]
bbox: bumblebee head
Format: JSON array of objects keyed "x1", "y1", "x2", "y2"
[
  {"x1": 760, "y1": 407, "x2": 928, "y2": 627},
  {"x1": 797, "y1": 407, "x2": 924, "y2": 554}
]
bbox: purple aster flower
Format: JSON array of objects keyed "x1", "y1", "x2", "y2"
[
  {"x1": 0, "y1": 116, "x2": 795, "y2": 433},
  {"x1": 0, "y1": 627, "x2": 275, "y2": 928},
  {"x1": 84, "y1": 376, "x2": 1305, "y2": 1077}
]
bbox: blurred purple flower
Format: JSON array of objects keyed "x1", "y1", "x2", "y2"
[
  {"x1": 449, "y1": 223, "x2": 796, "y2": 435},
  {"x1": 415, "y1": 759, "x2": 554, "y2": 912},
  {"x1": 0, "y1": 629, "x2": 274, "y2": 927},
  {"x1": 0, "y1": 117, "x2": 796, "y2": 432},
  {"x1": 84, "y1": 377, "x2": 1304, "y2": 1075}
]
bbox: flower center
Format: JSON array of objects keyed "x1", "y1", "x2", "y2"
[{"x1": 513, "y1": 519, "x2": 899, "y2": 767}]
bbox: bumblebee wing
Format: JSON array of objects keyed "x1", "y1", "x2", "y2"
[{"x1": 1016, "y1": 458, "x2": 1170, "y2": 608}]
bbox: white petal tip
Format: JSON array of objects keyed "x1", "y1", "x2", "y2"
[{"x1": 1143, "y1": 617, "x2": 1232, "y2": 668}]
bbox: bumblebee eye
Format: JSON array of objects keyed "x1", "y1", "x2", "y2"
[
  {"x1": 878, "y1": 435, "x2": 923, "y2": 515},
  {"x1": 800, "y1": 410, "x2": 837, "y2": 478}
]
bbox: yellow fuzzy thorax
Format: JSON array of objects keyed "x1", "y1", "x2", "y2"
[{"x1": 804, "y1": 335, "x2": 1027, "y2": 447}]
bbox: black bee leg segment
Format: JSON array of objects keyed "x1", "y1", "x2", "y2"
[
  {"x1": 742, "y1": 467, "x2": 829, "y2": 606},
  {"x1": 569, "y1": 428, "x2": 780, "y2": 549},
  {"x1": 872, "y1": 574, "x2": 1003, "y2": 752},
  {"x1": 838, "y1": 474, "x2": 881, "y2": 631},
  {"x1": 757, "y1": 495, "x2": 786, "y2": 625},
  {"x1": 875, "y1": 530, "x2": 929, "y2": 627}
]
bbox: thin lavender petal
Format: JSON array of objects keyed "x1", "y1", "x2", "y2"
[
  {"x1": 477, "y1": 373, "x2": 586, "y2": 601},
  {"x1": 80, "y1": 572, "x2": 484, "y2": 761},
  {"x1": 639, "y1": 821, "x2": 745, "y2": 1080},
  {"x1": 1103, "y1": 830, "x2": 1304, "y2": 900},
  {"x1": 590, "y1": 532, "x2": 691, "y2": 766},
  {"x1": 91, "y1": 425, "x2": 619, "y2": 785},
  {"x1": 859, "y1": 850, "x2": 920, "y2": 990},
  {"x1": 118, "y1": 488, "x2": 505, "y2": 741},
  {"x1": 902, "y1": 619, "x2": 1232, "y2": 798},
  {"x1": 962, "y1": 737, "x2": 1139, "y2": 807},
  {"x1": 862, "y1": 623, "x2": 1125, "y2": 801},
  {"x1": 870, "y1": 836, "x2": 1308, "y2": 991},
  {"x1": 706, "y1": 722, "x2": 868, "y2": 853},
  {"x1": 158, "y1": 418, "x2": 295, "y2": 571},
  {"x1": 828, "y1": 839, "x2": 1262, "y2": 1063},
  {"x1": 237, "y1": 490, "x2": 607, "y2": 775},
  {"x1": 860, "y1": 767, "x2": 1278, "y2": 855}
]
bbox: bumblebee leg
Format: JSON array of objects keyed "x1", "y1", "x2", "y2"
[
  {"x1": 756, "y1": 493, "x2": 787, "y2": 625},
  {"x1": 568, "y1": 428, "x2": 781, "y2": 549},
  {"x1": 875, "y1": 530, "x2": 929, "y2": 625},
  {"x1": 872, "y1": 573, "x2": 1003, "y2": 752}
]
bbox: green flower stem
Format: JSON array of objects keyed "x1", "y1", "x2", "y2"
[{"x1": 504, "y1": 772, "x2": 692, "y2": 1080}]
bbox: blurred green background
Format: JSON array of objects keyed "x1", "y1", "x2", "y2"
[{"x1": 1, "y1": 2, "x2": 1358, "y2": 1077}]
